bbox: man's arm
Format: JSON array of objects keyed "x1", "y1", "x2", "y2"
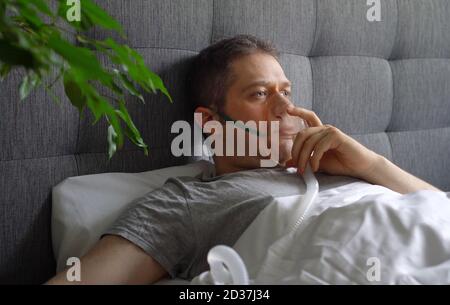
[
  {"x1": 359, "y1": 155, "x2": 442, "y2": 194},
  {"x1": 45, "y1": 235, "x2": 168, "y2": 285},
  {"x1": 286, "y1": 106, "x2": 443, "y2": 195}
]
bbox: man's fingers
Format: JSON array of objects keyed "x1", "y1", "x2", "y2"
[
  {"x1": 287, "y1": 106, "x2": 323, "y2": 127},
  {"x1": 310, "y1": 134, "x2": 334, "y2": 172},
  {"x1": 291, "y1": 127, "x2": 325, "y2": 166},
  {"x1": 285, "y1": 159, "x2": 295, "y2": 167},
  {"x1": 297, "y1": 131, "x2": 328, "y2": 173}
]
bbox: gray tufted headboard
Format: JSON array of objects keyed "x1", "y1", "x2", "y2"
[{"x1": 1, "y1": 0, "x2": 449, "y2": 284}]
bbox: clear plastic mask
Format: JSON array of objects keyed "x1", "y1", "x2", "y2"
[{"x1": 216, "y1": 110, "x2": 309, "y2": 166}]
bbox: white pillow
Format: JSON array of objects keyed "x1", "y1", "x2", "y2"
[{"x1": 51, "y1": 160, "x2": 214, "y2": 273}]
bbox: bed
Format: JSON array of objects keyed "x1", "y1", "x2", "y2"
[{"x1": 1, "y1": 0, "x2": 450, "y2": 284}]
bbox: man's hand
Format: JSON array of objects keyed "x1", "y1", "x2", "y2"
[
  {"x1": 285, "y1": 106, "x2": 379, "y2": 179},
  {"x1": 285, "y1": 106, "x2": 441, "y2": 194}
]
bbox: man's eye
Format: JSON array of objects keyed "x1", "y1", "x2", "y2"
[
  {"x1": 281, "y1": 90, "x2": 291, "y2": 97},
  {"x1": 253, "y1": 91, "x2": 267, "y2": 98}
]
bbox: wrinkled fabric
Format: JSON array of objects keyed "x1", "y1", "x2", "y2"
[{"x1": 229, "y1": 183, "x2": 450, "y2": 284}]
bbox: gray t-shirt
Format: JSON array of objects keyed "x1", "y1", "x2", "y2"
[{"x1": 104, "y1": 166, "x2": 357, "y2": 280}]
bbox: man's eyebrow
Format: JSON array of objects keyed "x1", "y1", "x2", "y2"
[{"x1": 241, "y1": 80, "x2": 292, "y2": 92}]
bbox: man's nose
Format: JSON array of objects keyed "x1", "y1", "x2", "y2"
[{"x1": 270, "y1": 93, "x2": 293, "y2": 119}]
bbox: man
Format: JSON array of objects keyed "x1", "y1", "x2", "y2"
[{"x1": 46, "y1": 35, "x2": 440, "y2": 285}]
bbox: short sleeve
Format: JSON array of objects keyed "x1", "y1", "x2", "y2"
[{"x1": 103, "y1": 181, "x2": 196, "y2": 279}]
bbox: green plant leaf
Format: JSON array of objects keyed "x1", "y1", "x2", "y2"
[
  {"x1": 27, "y1": 0, "x2": 53, "y2": 16},
  {"x1": 44, "y1": 86, "x2": 62, "y2": 105},
  {"x1": 113, "y1": 69, "x2": 144, "y2": 103},
  {"x1": 76, "y1": 81, "x2": 109, "y2": 123},
  {"x1": 0, "y1": 63, "x2": 11, "y2": 81},
  {"x1": 16, "y1": 0, "x2": 53, "y2": 17},
  {"x1": 124, "y1": 125, "x2": 149, "y2": 156},
  {"x1": 0, "y1": 39, "x2": 36, "y2": 68},
  {"x1": 19, "y1": 72, "x2": 40, "y2": 100},
  {"x1": 107, "y1": 124, "x2": 117, "y2": 159},
  {"x1": 63, "y1": 71, "x2": 86, "y2": 112},
  {"x1": 146, "y1": 70, "x2": 173, "y2": 103},
  {"x1": 116, "y1": 99, "x2": 148, "y2": 155},
  {"x1": 107, "y1": 112, "x2": 124, "y2": 149},
  {"x1": 15, "y1": 2, "x2": 45, "y2": 29},
  {"x1": 104, "y1": 39, "x2": 172, "y2": 103},
  {"x1": 47, "y1": 32, "x2": 111, "y2": 83},
  {"x1": 82, "y1": 0, "x2": 123, "y2": 34},
  {"x1": 0, "y1": 1, "x2": 6, "y2": 19},
  {"x1": 59, "y1": 0, "x2": 122, "y2": 34},
  {"x1": 57, "y1": 0, "x2": 92, "y2": 31},
  {"x1": 0, "y1": 0, "x2": 171, "y2": 158}
]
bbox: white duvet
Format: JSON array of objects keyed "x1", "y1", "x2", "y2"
[{"x1": 191, "y1": 180, "x2": 450, "y2": 285}]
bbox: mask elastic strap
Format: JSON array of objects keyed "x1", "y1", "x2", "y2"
[{"x1": 216, "y1": 111, "x2": 265, "y2": 137}]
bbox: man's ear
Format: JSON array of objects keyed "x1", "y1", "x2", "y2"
[{"x1": 194, "y1": 106, "x2": 218, "y2": 129}]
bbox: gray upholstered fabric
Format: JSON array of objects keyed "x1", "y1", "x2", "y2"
[
  {"x1": 311, "y1": 56, "x2": 393, "y2": 134},
  {"x1": 311, "y1": 0, "x2": 397, "y2": 58},
  {"x1": 391, "y1": 0, "x2": 450, "y2": 59},
  {"x1": 1, "y1": 0, "x2": 449, "y2": 284},
  {"x1": 213, "y1": 0, "x2": 316, "y2": 55},
  {"x1": 389, "y1": 59, "x2": 450, "y2": 131}
]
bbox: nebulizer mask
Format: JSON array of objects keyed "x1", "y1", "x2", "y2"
[{"x1": 190, "y1": 106, "x2": 319, "y2": 285}]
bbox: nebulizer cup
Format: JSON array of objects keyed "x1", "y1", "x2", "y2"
[{"x1": 275, "y1": 113, "x2": 309, "y2": 167}]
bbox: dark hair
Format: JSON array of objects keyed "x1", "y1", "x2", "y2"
[{"x1": 186, "y1": 34, "x2": 279, "y2": 113}]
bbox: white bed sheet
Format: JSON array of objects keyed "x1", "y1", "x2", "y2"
[{"x1": 229, "y1": 181, "x2": 450, "y2": 284}]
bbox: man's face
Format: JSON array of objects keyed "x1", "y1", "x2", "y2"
[{"x1": 221, "y1": 52, "x2": 298, "y2": 166}]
